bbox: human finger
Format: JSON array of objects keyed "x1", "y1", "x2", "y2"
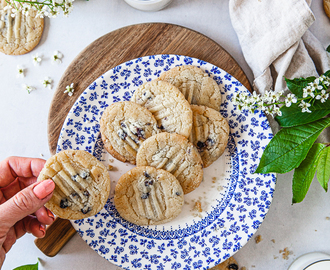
[
  {"x1": 0, "y1": 157, "x2": 46, "y2": 188},
  {"x1": 34, "y1": 206, "x2": 55, "y2": 225},
  {"x1": 0, "y1": 180, "x2": 55, "y2": 230}
]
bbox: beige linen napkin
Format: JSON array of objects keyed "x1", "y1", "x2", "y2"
[{"x1": 229, "y1": 0, "x2": 330, "y2": 139}]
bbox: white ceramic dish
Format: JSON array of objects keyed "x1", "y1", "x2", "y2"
[
  {"x1": 57, "y1": 54, "x2": 276, "y2": 269},
  {"x1": 124, "y1": 0, "x2": 173, "y2": 11}
]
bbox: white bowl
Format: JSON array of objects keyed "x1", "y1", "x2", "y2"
[
  {"x1": 288, "y1": 252, "x2": 330, "y2": 270},
  {"x1": 124, "y1": 0, "x2": 173, "y2": 11}
]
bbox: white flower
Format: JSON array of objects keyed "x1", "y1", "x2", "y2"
[
  {"x1": 273, "y1": 105, "x2": 282, "y2": 117},
  {"x1": 35, "y1": 10, "x2": 45, "y2": 18},
  {"x1": 52, "y1": 50, "x2": 63, "y2": 64},
  {"x1": 42, "y1": 77, "x2": 53, "y2": 89},
  {"x1": 269, "y1": 91, "x2": 281, "y2": 103},
  {"x1": 17, "y1": 65, "x2": 25, "y2": 78},
  {"x1": 22, "y1": 84, "x2": 35, "y2": 94},
  {"x1": 299, "y1": 100, "x2": 311, "y2": 113},
  {"x1": 303, "y1": 85, "x2": 315, "y2": 98},
  {"x1": 64, "y1": 83, "x2": 74, "y2": 96},
  {"x1": 285, "y1": 93, "x2": 297, "y2": 107},
  {"x1": 312, "y1": 78, "x2": 323, "y2": 90},
  {"x1": 315, "y1": 90, "x2": 329, "y2": 103},
  {"x1": 32, "y1": 53, "x2": 42, "y2": 66}
]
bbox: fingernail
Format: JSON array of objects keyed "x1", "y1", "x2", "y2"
[
  {"x1": 47, "y1": 209, "x2": 55, "y2": 221},
  {"x1": 33, "y1": 180, "x2": 55, "y2": 200},
  {"x1": 39, "y1": 224, "x2": 46, "y2": 236}
]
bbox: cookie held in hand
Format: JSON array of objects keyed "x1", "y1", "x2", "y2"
[{"x1": 37, "y1": 150, "x2": 111, "y2": 220}]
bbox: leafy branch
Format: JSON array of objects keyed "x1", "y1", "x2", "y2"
[{"x1": 233, "y1": 70, "x2": 330, "y2": 203}]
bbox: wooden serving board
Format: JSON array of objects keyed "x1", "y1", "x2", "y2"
[{"x1": 37, "y1": 22, "x2": 252, "y2": 257}]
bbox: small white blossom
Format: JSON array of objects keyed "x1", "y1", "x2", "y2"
[
  {"x1": 42, "y1": 77, "x2": 53, "y2": 89},
  {"x1": 303, "y1": 85, "x2": 315, "y2": 98},
  {"x1": 64, "y1": 83, "x2": 74, "y2": 96},
  {"x1": 285, "y1": 93, "x2": 297, "y2": 107},
  {"x1": 17, "y1": 65, "x2": 25, "y2": 78},
  {"x1": 22, "y1": 84, "x2": 35, "y2": 94},
  {"x1": 315, "y1": 90, "x2": 329, "y2": 103},
  {"x1": 299, "y1": 100, "x2": 311, "y2": 113},
  {"x1": 35, "y1": 10, "x2": 45, "y2": 18},
  {"x1": 32, "y1": 53, "x2": 42, "y2": 66},
  {"x1": 52, "y1": 50, "x2": 63, "y2": 64}
]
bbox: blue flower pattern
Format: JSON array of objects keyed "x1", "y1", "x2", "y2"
[{"x1": 58, "y1": 55, "x2": 276, "y2": 270}]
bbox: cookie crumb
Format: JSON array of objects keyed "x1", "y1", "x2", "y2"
[
  {"x1": 326, "y1": 217, "x2": 330, "y2": 220},
  {"x1": 240, "y1": 267, "x2": 247, "y2": 270},
  {"x1": 271, "y1": 239, "x2": 275, "y2": 243},
  {"x1": 194, "y1": 201, "x2": 203, "y2": 212},
  {"x1": 274, "y1": 255, "x2": 278, "y2": 259},
  {"x1": 108, "y1": 165, "x2": 114, "y2": 171},
  {"x1": 255, "y1": 235, "x2": 262, "y2": 244},
  {"x1": 212, "y1": 177, "x2": 217, "y2": 183},
  {"x1": 40, "y1": 153, "x2": 44, "y2": 157},
  {"x1": 109, "y1": 159, "x2": 114, "y2": 163},
  {"x1": 280, "y1": 247, "x2": 293, "y2": 260}
]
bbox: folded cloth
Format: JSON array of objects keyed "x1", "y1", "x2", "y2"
[
  {"x1": 229, "y1": 0, "x2": 330, "y2": 139},
  {"x1": 229, "y1": 0, "x2": 330, "y2": 93}
]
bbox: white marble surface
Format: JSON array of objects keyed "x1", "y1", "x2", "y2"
[{"x1": 1, "y1": 0, "x2": 330, "y2": 270}]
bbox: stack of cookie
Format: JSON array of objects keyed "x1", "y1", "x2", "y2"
[{"x1": 100, "y1": 65, "x2": 230, "y2": 226}]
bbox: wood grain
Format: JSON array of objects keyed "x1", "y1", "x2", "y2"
[
  {"x1": 34, "y1": 218, "x2": 76, "y2": 257},
  {"x1": 41, "y1": 22, "x2": 252, "y2": 257}
]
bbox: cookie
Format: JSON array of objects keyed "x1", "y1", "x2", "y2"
[
  {"x1": 0, "y1": 0, "x2": 44, "y2": 55},
  {"x1": 324, "y1": 0, "x2": 330, "y2": 19},
  {"x1": 189, "y1": 105, "x2": 229, "y2": 168},
  {"x1": 114, "y1": 166, "x2": 184, "y2": 226},
  {"x1": 37, "y1": 150, "x2": 111, "y2": 220},
  {"x1": 157, "y1": 65, "x2": 222, "y2": 111},
  {"x1": 210, "y1": 257, "x2": 239, "y2": 270},
  {"x1": 100, "y1": 101, "x2": 159, "y2": 165},
  {"x1": 136, "y1": 132, "x2": 203, "y2": 194},
  {"x1": 131, "y1": 80, "x2": 192, "y2": 138}
]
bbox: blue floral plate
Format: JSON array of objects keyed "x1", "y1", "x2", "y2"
[{"x1": 57, "y1": 54, "x2": 276, "y2": 270}]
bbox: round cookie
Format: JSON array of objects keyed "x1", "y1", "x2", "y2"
[
  {"x1": 131, "y1": 80, "x2": 192, "y2": 138},
  {"x1": 114, "y1": 166, "x2": 184, "y2": 226},
  {"x1": 324, "y1": 0, "x2": 330, "y2": 19},
  {"x1": 157, "y1": 65, "x2": 222, "y2": 111},
  {"x1": 189, "y1": 105, "x2": 229, "y2": 168},
  {"x1": 136, "y1": 132, "x2": 203, "y2": 194},
  {"x1": 100, "y1": 101, "x2": 159, "y2": 165},
  {"x1": 210, "y1": 257, "x2": 239, "y2": 270},
  {"x1": 37, "y1": 150, "x2": 111, "y2": 220},
  {"x1": 0, "y1": 0, "x2": 44, "y2": 55}
]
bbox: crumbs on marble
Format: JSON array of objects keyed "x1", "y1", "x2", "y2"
[
  {"x1": 271, "y1": 239, "x2": 275, "y2": 243},
  {"x1": 326, "y1": 216, "x2": 330, "y2": 220},
  {"x1": 40, "y1": 153, "x2": 44, "y2": 157},
  {"x1": 279, "y1": 247, "x2": 293, "y2": 260},
  {"x1": 255, "y1": 235, "x2": 262, "y2": 244},
  {"x1": 241, "y1": 267, "x2": 247, "y2": 270},
  {"x1": 109, "y1": 159, "x2": 114, "y2": 163}
]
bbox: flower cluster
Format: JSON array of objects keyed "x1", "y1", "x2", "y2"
[
  {"x1": 233, "y1": 74, "x2": 330, "y2": 117},
  {"x1": 16, "y1": 50, "x2": 73, "y2": 95},
  {"x1": 5, "y1": 0, "x2": 74, "y2": 19}
]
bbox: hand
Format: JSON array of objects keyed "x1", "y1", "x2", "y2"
[{"x1": 0, "y1": 157, "x2": 55, "y2": 269}]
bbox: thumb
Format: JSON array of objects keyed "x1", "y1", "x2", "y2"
[{"x1": 0, "y1": 180, "x2": 55, "y2": 229}]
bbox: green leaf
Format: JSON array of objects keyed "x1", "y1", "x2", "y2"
[
  {"x1": 285, "y1": 76, "x2": 316, "y2": 98},
  {"x1": 13, "y1": 260, "x2": 38, "y2": 270},
  {"x1": 255, "y1": 117, "x2": 330, "y2": 174},
  {"x1": 276, "y1": 99, "x2": 330, "y2": 127},
  {"x1": 326, "y1": 45, "x2": 330, "y2": 53},
  {"x1": 292, "y1": 143, "x2": 327, "y2": 203},
  {"x1": 316, "y1": 146, "x2": 330, "y2": 192}
]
